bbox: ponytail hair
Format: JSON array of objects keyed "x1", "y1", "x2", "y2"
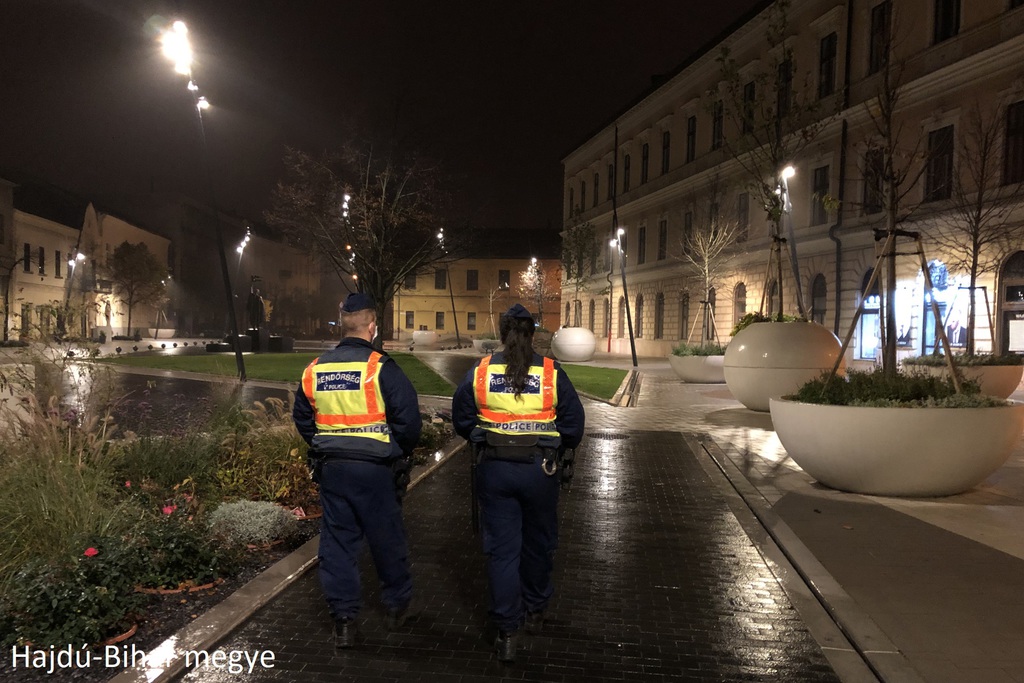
[{"x1": 499, "y1": 315, "x2": 536, "y2": 399}]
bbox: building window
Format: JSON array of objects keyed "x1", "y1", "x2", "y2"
[
  {"x1": 435, "y1": 311, "x2": 445, "y2": 330},
  {"x1": 467, "y1": 312, "x2": 477, "y2": 331},
  {"x1": 618, "y1": 297, "x2": 625, "y2": 338},
  {"x1": 404, "y1": 272, "x2": 416, "y2": 289},
  {"x1": 767, "y1": 280, "x2": 778, "y2": 317},
  {"x1": 1005, "y1": 100, "x2": 1024, "y2": 185},
  {"x1": 682, "y1": 210, "x2": 694, "y2": 256},
  {"x1": 635, "y1": 294, "x2": 644, "y2": 338},
  {"x1": 640, "y1": 143, "x2": 649, "y2": 184},
  {"x1": 23, "y1": 243, "x2": 30, "y2": 272},
  {"x1": 588, "y1": 299, "x2": 596, "y2": 332},
  {"x1": 580, "y1": 181, "x2": 586, "y2": 211},
  {"x1": 608, "y1": 163, "x2": 615, "y2": 198},
  {"x1": 869, "y1": 1, "x2": 891, "y2": 75},
  {"x1": 858, "y1": 269, "x2": 880, "y2": 360},
  {"x1": 637, "y1": 226, "x2": 646, "y2": 265},
  {"x1": 811, "y1": 274, "x2": 828, "y2": 326},
  {"x1": 737, "y1": 192, "x2": 750, "y2": 241},
  {"x1": 711, "y1": 101, "x2": 724, "y2": 150},
  {"x1": 55, "y1": 250, "x2": 62, "y2": 278},
  {"x1": 742, "y1": 81, "x2": 756, "y2": 134},
  {"x1": 777, "y1": 59, "x2": 792, "y2": 119},
  {"x1": 498, "y1": 269, "x2": 510, "y2": 290},
  {"x1": 925, "y1": 125, "x2": 954, "y2": 202},
  {"x1": 593, "y1": 172, "x2": 600, "y2": 207},
  {"x1": 734, "y1": 283, "x2": 747, "y2": 325},
  {"x1": 819, "y1": 32, "x2": 837, "y2": 99},
  {"x1": 654, "y1": 293, "x2": 665, "y2": 339},
  {"x1": 657, "y1": 220, "x2": 668, "y2": 261},
  {"x1": 434, "y1": 269, "x2": 446, "y2": 289},
  {"x1": 686, "y1": 115, "x2": 697, "y2": 163},
  {"x1": 466, "y1": 269, "x2": 479, "y2": 291},
  {"x1": 623, "y1": 154, "x2": 631, "y2": 192},
  {"x1": 405, "y1": 311, "x2": 415, "y2": 329},
  {"x1": 38, "y1": 246, "x2": 45, "y2": 276},
  {"x1": 934, "y1": 0, "x2": 960, "y2": 44},
  {"x1": 661, "y1": 131, "x2": 671, "y2": 174},
  {"x1": 604, "y1": 298, "x2": 611, "y2": 337},
  {"x1": 863, "y1": 147, "x2": 884, "y2": 213},
  {"x1": 811, "y1": 165, "x2": 830, "y2": 225},
  {"x1": 679, "y1": 293, "x2": 690, "y2": 339},
  {"x1": 568, "y1": 187, "x2": 575, "y2": 212}
]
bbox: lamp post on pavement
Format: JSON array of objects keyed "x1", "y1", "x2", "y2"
[
  {"x1": 159, "y1": 20, "x2": 246, "y2": 381},
  {"x1": 610, "y1": 228, "x2": 638, "y2": 368}
]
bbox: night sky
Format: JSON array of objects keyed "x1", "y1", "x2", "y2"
[{"x1": 1, "y1": 0, "x2": 763, "y2": 234}]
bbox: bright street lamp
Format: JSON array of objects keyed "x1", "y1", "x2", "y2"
[
  {"x1": 610, "y1": 229, "x2": 638, "y2": 368},
  {"x1": 159, "y1": 19, "x2": 246, "y2": 380}
]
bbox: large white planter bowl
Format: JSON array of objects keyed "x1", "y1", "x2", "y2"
[
  {"x1": 411, "y1": 330, "x2": 439, "y2": 348},
  {"x1": 905, "y1": 364, "x2": 1024, "y2": 399},
  {"x1": 472, "y1": 338, "x2": 502, "y2": 354},
  {"x1": 770, "y1": 397, "x2": 1024, "y2": 496},
  {"x1": 724, "y1": 322, "x2": 843, "y2": 412},
  {"x1": 551, "y1": 327, "x2": 596, "y2": 362},
  {"x1": 668, "y1": 354, "x2": 726, "y2": 383}
]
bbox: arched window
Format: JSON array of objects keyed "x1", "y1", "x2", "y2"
[
  {"x1": 635, "y1": 294, "x2": 644, "y2": 338},
  {"x1": 706, "y1": 287, "x2": 717, "y2": 341},
  {"x1": 766, "y1": 280, "x2": 778, "y2": 317},
  {"x1": 811, "y1": 274, "x2": 827, "y2": 326},
  {"x1": 654, "y1": 293, "x2": 665, "y2": 339},
  {"x1": 679, "y1": 293, "x2": 690, "y2": 339},
  {"x1": 588, "y1": 299, "x2": 596, "y2": 332},
  {"x1": 734, "y1": 283, "x2": 747, "y2": 327},
  {"x1": 618, "y1": 296, "x2": 625, "y2": 338},
  {"x1": 604, "y1": 298, "x2": 611, "y2": 336}
]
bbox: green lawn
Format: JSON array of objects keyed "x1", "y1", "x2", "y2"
[
  {"x1": 101, "y1": 353, "x2": 627, "y2": 401},
  {"x1": 560, "y1": 364, "x2": 628, "y2": 400}
]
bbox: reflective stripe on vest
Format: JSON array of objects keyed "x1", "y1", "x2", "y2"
[
  {"x1": 473, "y1": 355, "x2": 558, "y2": 436},
  {"x1": 301, "y1": 352, "x2": 389, "y2": 443}
]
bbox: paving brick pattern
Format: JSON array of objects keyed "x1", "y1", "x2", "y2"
[{"x1": 180, "y1": 430, "x2": 839, "y2": 682}]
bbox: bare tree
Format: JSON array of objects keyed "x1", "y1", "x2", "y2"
[
  {"x1": 928, "y1": 104, "x2": 1024, "y2": 354},
  {"x1": 560, "y1": 208, "x2": 597, "y2": 327},
  {"x1": 716, "y1": 0, "x2": 836, "y2": 319},
  {"x1": 106, "y1": 241, "x2": 167, "y2": 337},
  {"x1": 266, "y1": 142, "x2": 456, "y2": 340},
  {"x1": 518, "y1": 259, "x2": 560, "y2": 330},
  {"x1": 677, "y1": 176, "x2": 744, "y2": 344}
]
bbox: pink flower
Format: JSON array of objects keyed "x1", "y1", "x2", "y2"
[
  {"x1": 162, "y1": 505, "x2": 177, "y2": 515},
  {"x1": 83, "y1": 547, "x2": 99, "y2": 558},
  {"x1": 125, "y1": 481, "x2": 131, "y2": 488}
]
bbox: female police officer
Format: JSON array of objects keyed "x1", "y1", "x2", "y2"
[{"x1": 451, "y1": 303, "x2": 585, "y2": 662}]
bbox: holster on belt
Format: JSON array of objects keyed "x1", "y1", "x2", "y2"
[{"x1": 306, "y1": 447, "x2": 325, "y2": 484}]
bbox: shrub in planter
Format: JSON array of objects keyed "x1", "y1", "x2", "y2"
[
  {"x1": 134, "y1": 508, "x2": 220, "y2": 589},
  {"x1": 730, "y1": 311, "x2": 804, "y2": 336},
  {"x1": 902, "y1": 353, "x2": 1024, "y2": 367},
  {"x1": 787, "y1": 368, "x2": 996, "y2": 407},
  {"x1": 1, "y1": 538, "x2": 146, "y2": 647},
  {"x1": 208, "y1": 500, "x2": 297, "y2": 548},
  {"x1": 671, "y1": 342, "x2": 726, "y2": 356},
  {"x1": 415, "y1": 409, "x2": 455, "y2": 465}
]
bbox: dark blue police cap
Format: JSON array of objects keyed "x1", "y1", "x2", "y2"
[
  {"x1": 341, "y1": 292, "x2": 375, "y2": 313},
  {"x1": 505, "y1": 303, "x2": 533, "y2": 320}
]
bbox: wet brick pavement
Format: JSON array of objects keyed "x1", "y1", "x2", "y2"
[{"x1": 179, "y1": 430, "x2": 839, "y2": 682}]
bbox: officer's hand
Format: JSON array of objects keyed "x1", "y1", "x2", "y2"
[{"x1": 393, "y1": 458, "x2": 411, "y2": 500}]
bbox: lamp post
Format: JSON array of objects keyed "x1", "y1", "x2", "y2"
[
  {"x1": 610, "y1": 228, "x2": 638, "y2": 368},
  {"x1": 159, "y1": 20, "x2": 246, "y2": 381},
  {"x1": 61, "y1": 251, "x2": 86, "y2": 337},
  {"x1": 778, "y1": 164, "x2": 807, "y2": 317},
  {"x1": 439, "y1": 228, "x2": 462, "y2": 347}
]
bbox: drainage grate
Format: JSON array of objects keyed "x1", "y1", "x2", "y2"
[{"x1": 587, "y1": 432, "x2": 630, "y2": 440}]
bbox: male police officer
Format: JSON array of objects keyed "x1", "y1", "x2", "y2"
[{"x1": 293, "y1": 293, "x2": 421, "y2": 648}]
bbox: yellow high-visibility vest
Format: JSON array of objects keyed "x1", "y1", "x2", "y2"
[
  {"x1": 301, "y1": 351, "x2": 390, "y2": 445},
  {"x1": 473, "y1": 355, "x2": 558, "y2": 437}
]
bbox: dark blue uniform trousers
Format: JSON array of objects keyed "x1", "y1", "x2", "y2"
[
  {"x1": 318, "y1": 459, "x2": 412, "y2": 619},
  {"x1": 476, "y1": 458, "x2": 560, "y2": 633}
]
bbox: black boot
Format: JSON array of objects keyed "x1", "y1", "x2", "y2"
[
  {"x1": 333, "y1": 618, "x2": 357, "y2": 649},
  {"x1": 495, "y1": 630, "x2": 518, "y2": 662}
]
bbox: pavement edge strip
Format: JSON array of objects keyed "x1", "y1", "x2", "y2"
[
  {"x1": 109, "y1": 437, "x2": 466, "y2": 683},
  {"x1": 691, "y1": 434, "x2": 925, "y2": 683}
]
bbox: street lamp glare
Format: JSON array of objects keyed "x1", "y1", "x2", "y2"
[
  {"x1": 160, "y1": 21, "x2": 193, "y2": 75},
  {"x1": 609, "y1": 238, "x2": 618, "y2": 247},
  {"x1": 196, "y1": 96, "x2": 210, "y2": 111},
  {"x1": 616, "y1": 227, "x2": 625, "y2": 236},
  {"x1": 76, "y1": 252, "x2": 85, "y2": 261},
  {"x1": 781, "y1": 165, "x2": 796, "y2": 180}
]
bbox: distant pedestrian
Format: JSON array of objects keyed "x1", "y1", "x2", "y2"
[
  {"x1": 293, "y1": 292, "x2": 422, "y2": 649},
  {"x1": 451, "y1": 303, "x2": 585, "y2": 662}
]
